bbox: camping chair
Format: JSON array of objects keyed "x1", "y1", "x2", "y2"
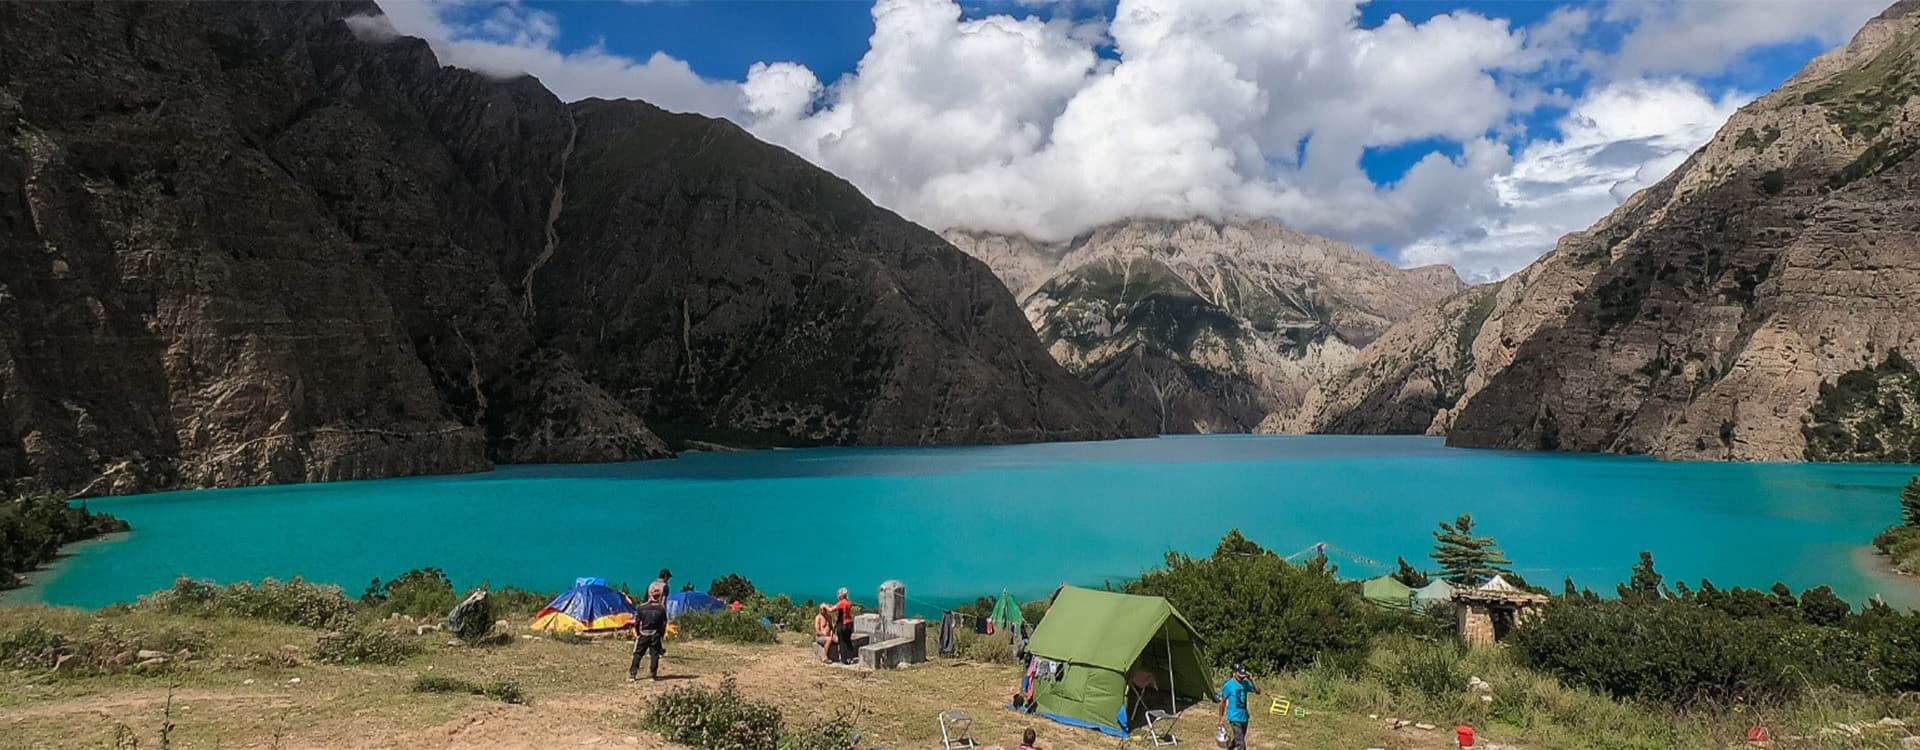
[
  {"x1": 939, "y1": 710, "x2": 976, "y2": 749},
  {"x1": 1143, "y1": 710, "x2": 1179, "y2": 746}
]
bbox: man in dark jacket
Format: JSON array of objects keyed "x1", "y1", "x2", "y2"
[{"x1": 630, "y1": 582, "x2": 670, "y2": 681}]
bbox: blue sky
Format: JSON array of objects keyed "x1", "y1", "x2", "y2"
[{"x1": 376, "y1": 0, "x2": 1888, "y2": 279}]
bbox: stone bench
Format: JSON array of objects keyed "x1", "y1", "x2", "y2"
[{"x1": 812, "y1": 632, "x2": 870, "y2": 662}]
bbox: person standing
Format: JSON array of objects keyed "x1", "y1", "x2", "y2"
[
  {"x1": 833, "y1": 587, "x2": 857, "y2": 665},
  {"x1": 630, "y1": 582, "x2": 670, "y2": 681},
  {"x1": 653, "y1": 568, "x2": 672, "y2": 592},
  {"x1": 1217, "y1": 662, "x2": 1259, "y2": 749}
]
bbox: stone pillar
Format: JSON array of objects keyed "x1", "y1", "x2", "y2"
[{"x1": 879, "y1": 580, "x2": 906, "y2": 622}]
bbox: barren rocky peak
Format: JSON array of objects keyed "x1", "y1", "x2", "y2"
[
  {"x1": 0, "y1": 0, "x2": 1126, "y2": 496},
  {"x1": 1306, "y1": 1, "x2": 1920, "y2": 460},
  {"x1": 947, "y1": 218, "x2": 1463, "y2": 434}
]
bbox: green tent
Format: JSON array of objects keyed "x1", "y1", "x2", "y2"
[
  {"x1": 990, "y1": 588, "x2": 1026, "y2": 633},
  {"x1": 1022, "y1": 586, "x2": 1214, "y2": 737},
  {"x1": 1361, "y1": 575, "x2": 1416, "y2": 611}
]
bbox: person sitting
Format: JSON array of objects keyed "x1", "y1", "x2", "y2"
[
  {"x1": 1017, "y1": 728, "x2": 1040, "y2": 750},
  {"x1": 813, "y1": 603, "x2": 837, "y2": 663}
]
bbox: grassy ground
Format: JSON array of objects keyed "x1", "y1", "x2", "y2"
[{"x1": 4, "y1": 605, "x2": 1919, "y2": 749}]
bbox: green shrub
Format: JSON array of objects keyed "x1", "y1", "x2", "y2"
[
  {"x1": 1127, "y1": 531, "x2": 1371, "y2": 672},
  {"x1": 138, "y1": 576, "x2": 353, "y2": 629},
  {"x1": 740, "y1": 593, "x2": 814, "y2": 633},
  {"x1": 779, "y1": 709, "x2": 857, "y2": 750},
  {"x1": 708, "y1": 573, "x2": 758, "y2": 603},
  {"x1": 676, "y1": 611, "x2": 776, "y2": 644},
  {"x1": 1375, "y1": 639, "x2": 1465, "y2": 699},
  {"x1": 957, "y1": 629, "x2": 1017, "y2": 664},
  {"x1": 0, "y1": 624, "x2": 67, "y2": 669},
  {"x1": 1509, "y1": 599, "x2": 1796, "y2": 705},
  {"x1": 411, "y1": 674, "x2": 527, "y2": 704},
  {"x1": 362, "y1": 568, "x2": 459, "y2": 618},
  {"x1": 489, "y1": 586, "x2": 554, "y2": 618},
  {"x1": 313, "y1": 625, "x2": 421, "y2": 665},
  {"x1": 645, "y1": 676, "x2": 784, "y2": 750}
]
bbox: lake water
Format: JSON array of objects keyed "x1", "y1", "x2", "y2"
[{"x1": 15, "y1": 436, "x2": 1920, "y2": 611}]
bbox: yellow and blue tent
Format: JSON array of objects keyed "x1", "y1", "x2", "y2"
[{"x1": 529, "y1": 581, "x2": 638, "y2": 633}]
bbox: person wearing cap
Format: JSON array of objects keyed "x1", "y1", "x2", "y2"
[
  {"x1": 832, "y1": 587, "x2": 858, "y2": 665},
  {"x1": 1217, "y1": 662, "x2": 1260, "y2": 749},
  {"x1": 653, "y1": 568, "x2": 672, "y2": 592},
  {"x1": 629, "y1": 581, "x2": 670, "y2": 681}
]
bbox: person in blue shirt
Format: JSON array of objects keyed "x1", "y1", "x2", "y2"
[{"x1": 1217, "y1": 662, "x2": 1260, "y2": 749}]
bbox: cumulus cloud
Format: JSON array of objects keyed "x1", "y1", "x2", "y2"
[
  {"x1": 1399, "y1": 79, "x2": 1747, "y2": 282},
  {"x1": 370, "y1": 0, "x2": 1860, "y2": 280},
  {"x1": 745, "y1": 0, "x2": 1558, "y2": 246}
]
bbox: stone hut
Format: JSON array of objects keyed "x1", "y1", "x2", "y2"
[{"x1": 1452, "y1": 576, "x2": 1547, "y2": 646}]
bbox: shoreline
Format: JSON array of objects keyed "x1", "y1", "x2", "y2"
[{"x1": 1852, "y1": 544, "x2": 1920, "y2": 607}]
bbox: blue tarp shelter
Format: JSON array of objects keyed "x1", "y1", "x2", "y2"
[{"x1": 665, "y1": 590, "x2": 727, "y2": 620}]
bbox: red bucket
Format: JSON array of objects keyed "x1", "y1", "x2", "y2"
[{"x1": 1456, "y1": 725, "x2": 1475, "y2": 748}]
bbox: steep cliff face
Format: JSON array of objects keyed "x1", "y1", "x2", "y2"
[
  {"x1": 1441, "y1": 2, "x2": 1920, "y2": 460},
  {"x1": 1288, "y1": 284, "x2": 1501, "y2": 434},
  {"x1": 948, "y1": 220, "x2": 1463, "y2": 433},
  {"x1": 0, "y1": 1, "x2": 1122, "y2": 496}
]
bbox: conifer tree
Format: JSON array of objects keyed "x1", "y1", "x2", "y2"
[
  {"x1": 1429, "y1": 513, "x2": 1512, "y2": 585},
  {"x1": 1619, "y1": 550, "x2": 1667, "y2": 600},
  {"x1": 1391, "y1": 556, "x2": 1430, "y2": 588},
  {"x1": 1903, "y1": 476, "x2": 1920, "y2": 527}
]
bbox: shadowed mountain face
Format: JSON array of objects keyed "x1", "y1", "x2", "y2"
[
  {"x1": 0, "y1": 1, "x2": 1124, "y2": 496},
  {"x1": 1302, "y1": 1, "x2": 1920, "y2": 460},
  {"x1": 948, "y1": 220, "x2": 1463, "y2": 433}
]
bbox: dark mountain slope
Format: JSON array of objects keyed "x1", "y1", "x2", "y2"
[{"x1": 0, "y1": 1, "x2": 1122, "y2": 495}]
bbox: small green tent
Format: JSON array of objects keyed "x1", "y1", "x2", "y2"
[
  {"x1": 1022, "y1": 586, "x2": 1213, "y2": 737},
  {"x1": 1361, "y1": 575, "x2": 1415, "y2": 611}
]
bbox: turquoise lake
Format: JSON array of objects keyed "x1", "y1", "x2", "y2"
[{"x1": 15, "y1": 435, "x2": 1920, "y2": 611}]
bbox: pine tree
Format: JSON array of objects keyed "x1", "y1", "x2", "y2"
[
  {"x1": 1391, "y1": 556, "x2": 1430, "y2": 588},
  {"x1": 1902, "y1": 476, "x2": 1920, "y2": 527},
  {"x1": 1429, "y1": 513, "x2": 1512, "y2": 585},
  {"x1": 1214, "y1": 529, "x2": 1268, "y2": 558},
  {"x1": 1622, "y1": 550, "x2": 1667, "y2": 600}
]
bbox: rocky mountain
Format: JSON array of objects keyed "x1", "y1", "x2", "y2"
[
  {"x1": 1306, "y1": 1, "x2": 1920, "y2": 461},
  {"x1": 0, "y1": 1, "x2": 1123, "y2": 496},
  {"x1": 946, "y1": 220, "x2": 1464, "y2": 433}
]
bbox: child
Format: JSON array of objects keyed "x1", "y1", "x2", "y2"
[{"x1": 1017, "y1": 728, "x2": 1039, "y2": 750}]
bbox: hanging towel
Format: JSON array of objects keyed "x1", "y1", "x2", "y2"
[
  {"x1": 938, "y1": 613, "x2": 957, "y2": 657},
  {"x1": 975, "y1": 616, "x2": 990, "y2": 634}
]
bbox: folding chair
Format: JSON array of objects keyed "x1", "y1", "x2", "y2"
[
  {"x1": 939, "y1": 710, "x2": 976, "y2": 749},
  {"x1": 1143, "y1": 710, "x2": 1180, "y2": 746}
]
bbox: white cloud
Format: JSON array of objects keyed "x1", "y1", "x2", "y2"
[
  {"x1": 370, "y1": 0, "x2": 745, "y2": 117},
  {"x1": 1399, "y1": 79, "x2": 1747, "y2": 282},
  {"x1": 744, "y1": 0, "x2": 1559, "y2": 246},
  {"x1": 1606, "y1": 0, "x2": 1886, "y2": 77},
  {"x1": 365, "y1": 0, "x2": 1867, "y2": 281}
]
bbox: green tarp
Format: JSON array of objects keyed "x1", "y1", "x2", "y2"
[
  {"x1": 1362, "y1": 575, "x2": 1415, "y2": 611},
  {"x1": 1022, "y1": 586, "x2": 1214, "y2": 737},
  {"x1": 990, "y1": 589, "x2": 1025, "y2": 633}
]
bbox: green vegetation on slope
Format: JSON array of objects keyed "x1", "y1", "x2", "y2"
[
  {"x1": 1875, "y1": 477, "x2": 1920, "y2": 575},
  {"x1": 1804, "y1": 350, "x2": 1920, "y2": 462},
  {"x1": 0, "y1": 494, "x2": 129, "y2": 590},
  {"x1": 1803, "y1": 30, "x2": 1920, "y2": 140}
]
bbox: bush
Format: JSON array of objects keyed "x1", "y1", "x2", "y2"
[
  {"x1": 411, "y1": 674, "x2": 527, "y2": 704},
  {"x1": 138, "y1": 576, "x2": 353, "y2": 629},
  {"x1": 1375, "y1": 639, "x2": 1465, "y2": 699},
  {"x1": 780, "y1": 710, "x2": 858, "y2": 750},
  {"x1": 489, "y1": 586, "x2": 554, "y2": 618},
  {"x1": 1509, "y1": 599, "x2": 1796, "y2": 706},
  {"x1": 1127, "y1": 531, "x2": 1371, "y2": 672},
  {"x1": 313, "y1": 625, "x2": 421, "y2": 665},
  {"x1": 740, "y1": 594, "x2": 814, "y2": 633},
  {"x1": 645, "y1": 676, "x2": 784, "y2": 750},
  {"x1": 708, "y1": 573, "x2": 758, "y2": 603},
  {"x1": 957, "y1": 629, "x2": 1017, "y2": 664},
  {"x1": 676, "y1": 611, "x2": 776, "y2": 644},
  {"x1": 362, "y1": 568, "x2": 459, "y2": 619}
]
